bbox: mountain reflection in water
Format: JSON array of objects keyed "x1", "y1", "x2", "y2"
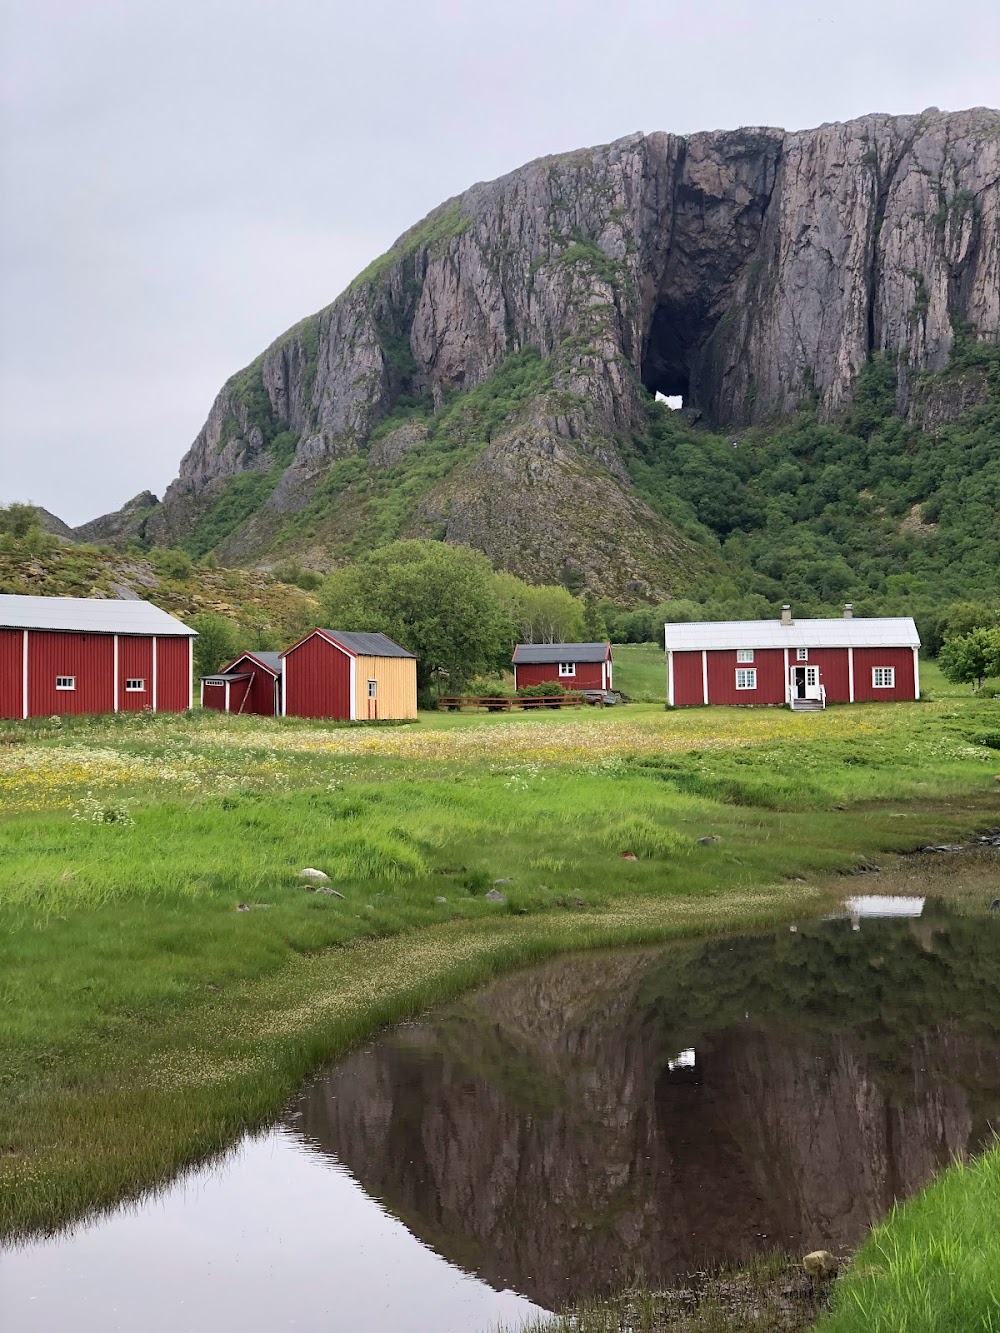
[{"x1": 289, "y1": 905, "x2": 1000, "y2": 1309}]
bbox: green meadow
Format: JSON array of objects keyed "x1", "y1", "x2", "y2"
[{"x1": 1, "y1": 657, "x2": 999, "y2": 1331}]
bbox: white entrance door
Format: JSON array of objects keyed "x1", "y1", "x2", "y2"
[{"x1": 792, "y1": 665, "x2": 821, "y2": 700}]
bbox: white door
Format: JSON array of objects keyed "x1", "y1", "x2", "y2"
[{"x1": 804, "y1": 665, "x2": 821, "y2": 699}]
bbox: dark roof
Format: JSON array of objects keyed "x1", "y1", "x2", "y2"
[
  {"x1": 512, "y1": 642, "x2": 611, "y2": 664},
  {"x1": 243, "y1": 651, "x2": 283, "y2": 674},
  {"x1": 322, "y1": 630, "x2": 416, "y2": 658},
  {"x1": 201, "y1": 670, "x2": 253, "y2": 682}
]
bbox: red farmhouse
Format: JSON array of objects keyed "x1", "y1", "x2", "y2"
[
  {"x1": 201, "y1": 651, "x2": 282, "y2": 716},
  {"x1": 512, "y1": 642, "x2": 613, "y2": 691},
  {"x1": 281, "y1": 630, "x2": 417, "y2": 720},
  {"x1": 0, "y1": 594, "x2": 195, "y2": 720},
  {"x1": 664, "y1": 606, "x2": 920, "y2": 709}
]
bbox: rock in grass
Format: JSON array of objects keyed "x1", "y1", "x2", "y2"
[
  {"x1": 698, "y1": 835, "x2": 722, "y2": 845},
  {"x1": 619, "y1": 851, "x2": 638, "y2": 861},
  {"x1": 236, "y1": 903, "x2": 250, "y2": 912},
  {"x1": 314, "y1": 886, "x2": 345, "y2": 899},
  {"x1": 434, "y1": 895, "x2": 448, "y2": 904},
  {"x1": 493, "y1": 877, "x2": 514, "y2": 885},
  {"x1": 484, "y1": 889, "x2": 508, "y2": 904},
  {"x1": 803, "y1": 1250, "x2": 838, "y2": 1279},
  {"x1": 298, "y1": 867, "x2": 330, "y2": 882}
]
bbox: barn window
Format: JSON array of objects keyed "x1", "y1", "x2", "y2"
[
  {"x1": 125, "y1": 678, "x2": 145, "y2": 692},
  {"x1": 368, "y1": 680, "x2": 377, "y2": 698},
  {"x1": 796, "y1": 648, "x2": 809, "y2": 661},
  {"x1": 872, "y1": 666, "x2": 895, "y2": 688},
  {"x1": 55, "y1": 676, "x2": 76, "y2": 690},
  {"x1": 735, "y1": 668, "x2": 757, "y2": 690},
  {"x1": 558, "y1": 662, "x2": 576, "y2": 677},
  {"x1": 736, "y1": 649, "x2": 754, "y2": 663}
]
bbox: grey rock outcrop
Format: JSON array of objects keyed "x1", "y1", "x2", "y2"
[
  {"x1": 97, "y1": 108, "x2": 1000, "y2": 589},
  {"x1": 75, "y1": 490, "x2": 160, "y2": 546}
]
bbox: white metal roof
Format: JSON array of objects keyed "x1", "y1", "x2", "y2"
[
  {"x1": 663, "y1": 617, "x2": 920, "y2": 652},
  {"x1": 0, "y1": 594, "x2": 196, "y2": 636}
]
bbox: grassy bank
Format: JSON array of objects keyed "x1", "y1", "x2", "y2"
[{"x1": 1, "y1": 682, "x2": 998, "y2": 1258}]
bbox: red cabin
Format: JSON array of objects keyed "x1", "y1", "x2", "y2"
[
  {"x1": 0, "y1": 593, "x2": 195, "y2": 719},
  {"x1": 280, "y1": 630, "x2": 417, "y2": 721},
  {"x1": 512, "y1": 642, "x2": 613, "y2": 692},
  {"x1": 200, "y1": 651, "x2": 282, "y2": 716},
  {"x1": 664, "y1": 606, "x2": 920, "y2": 709}
]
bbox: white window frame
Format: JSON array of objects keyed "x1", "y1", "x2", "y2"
[
  {"x1": 796, "y1": 648, "x2": 809, "y2": 661},
  {"x1": 367, "y1": 679, "x2": 377, "y2": 698},
  {"x1": 872, "y1": 666, "x2": 895, "y2": 688},
  {"x1": 125, "y1": 678, "x2": 145, "y2": 692},
  {"x1": 558, "y1": 662, "x2": 576, "y2": 677},
  {"x1": 736, "y1": 649, "x2": 754, "y2": 664},
  {"x1": 735, "y1": 668, "x2": 757, "y2": 691},
  {"x1": 55, "y1": 676, "x2": 76, "y2": 691}
]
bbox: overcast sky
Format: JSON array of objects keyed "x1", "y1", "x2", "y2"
[{"x1": 2, "y1": 0, "x2": 998, "y2": 525}]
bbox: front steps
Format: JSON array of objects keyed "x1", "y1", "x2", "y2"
[{"x1": 789, "y1": 697, "x2": 825, "y2": 711}]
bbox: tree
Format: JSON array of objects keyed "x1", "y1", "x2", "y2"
[
  {"x1": 321, "y1": 541, "x2": 510, "y2": 691},
  {"x1": 494, "y1": 573, "x2": 585, "y2": 644},
  {"x1": 0, "y1": 503, "x2": 55, "y2": 555},
  {"x1": 581, "y1": 592, "x2": 606, "y2": 642},
  {"x1": 191, "y1": 613, "x2": 244, "y2": 677},
  {"x1": 938, "y1": 627, "x2": 1000, "y2": 691}
]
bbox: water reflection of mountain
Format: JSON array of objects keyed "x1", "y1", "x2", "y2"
[{"x1": 290, "y1": 912, "x2": 1000, "y2": 1309}]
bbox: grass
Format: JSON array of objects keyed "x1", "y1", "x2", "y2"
[
  {"x1": 0, "y1": 678, "x2": 998, "y2": 1323},
  {"x1": 613, "y1": 641, "x2": 667, "y2": 701}
]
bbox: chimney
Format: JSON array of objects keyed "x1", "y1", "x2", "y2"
[
  {"x1": 843, "y1": 603, "x2": 854, "y2": 619},
  {"x1": 781, "y1": 605, "x2": 793, "y2": 626}
]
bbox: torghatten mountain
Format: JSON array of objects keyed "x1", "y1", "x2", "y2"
[{"x1": 82, "y1": 107, "x2": 1000, "y2": 599}]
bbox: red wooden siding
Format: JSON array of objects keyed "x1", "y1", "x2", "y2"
[
  {"x1": 671, "y1": 651, "x2": 704, "y2": 705},
  {"x1": 237, "y1": 657, "x2": 280, "y2": 716},
  {"x1": 514, "y1": 661, "x2": 606, "y2": 690},
  {"x1": 155, "y1": 636, "x2": 192, "y2": 712},
  {"x1": 853, "y1": 647, "x2": 916, "y2": 702},
  {"x1": 202, "y1": 682, "x2": 227, "y2": 713},
  {"x1": 118, "y1": 636, "x2": 154, "y2": 711},
  {"x1": 706, "y1": 648, "x2": 785, "y2": 705},
  {"x1": 794, "y1": 648, "x2": 851, "y2": 703},
  {"x1": 27, "y1": 631, "x2": 114, "y2": 716},
  {"x1": 0, "y1": 629, "x2": 22, "y2": 719},
  {"x1": 283, "y1": 634, "x2": 352, "y2": 720}
]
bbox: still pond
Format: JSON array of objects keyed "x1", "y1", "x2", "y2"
[{"x1": 4, "y1": 895, "x2": 1000, "y2": 1331}]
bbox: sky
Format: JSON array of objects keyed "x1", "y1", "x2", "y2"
[{"x1": 2, "y1": 0, "x2": 998, "y2": 526}]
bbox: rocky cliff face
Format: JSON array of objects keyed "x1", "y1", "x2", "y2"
[{"x1": 87, "y1": 107, "x2": 1000, "y2": 594}]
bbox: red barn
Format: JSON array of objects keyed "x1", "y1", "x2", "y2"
[
  {"x1": 281, "y1": 630, "x2": 417, "y2": 720},
  {"x1": 200, "y1": 651, "x2": 282, "y2": 716},
  {"x1": 664, "y1": 606, "x2": 920, "y2": 709},
  {"x1": 0, "y1": 593, "x2": 195, "y2": 720},
  {"x1": 512, "y1": 642, "x2": 613, "y2": 691}
]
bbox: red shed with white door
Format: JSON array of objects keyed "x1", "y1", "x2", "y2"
[
  {"x1": 280, "y1": 630, "x2": 417, "y2": 720},
  {"x1": 201, "y1": 651, "x2": 282, "y2": 716},
  {"x1": 512, "y1": 642, "x2": 613, "y2": 691},
  {"x1": 664, "y1": 606, "x2": 920, "y2": 709},
  {"x1": 0, "y1": 594, "x2": 195, "y2": 719}
]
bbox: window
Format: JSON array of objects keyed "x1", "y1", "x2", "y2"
[
  {"x1": 796, "y1": 648, "x2": 809, "y2": 661},
  {"x1": 367, "y1": 680, "x2": 377, "y2": 698},
  {"x1": 55, "y1": 676, "x2": 76, "y2": 691},
  {"x1": 125, "y1": 678, "x2": 145, "y2": 692},
  {"x1": 736, "y1": 649, "x2": 754, "y2": 663},
  {"x1": 872, "y1": 666, "x2": 895, "y2": 688},
  {"x1": 735, "y1": 668, "x2": 757, "y2": 691},
  {"x1": 558, "y1": 662, "x2": 576, "y2": 677}
]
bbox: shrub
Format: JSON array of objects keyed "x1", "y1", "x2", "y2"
[{"x1": 599, "y1": 817, "x2": 691, "y2": 859}]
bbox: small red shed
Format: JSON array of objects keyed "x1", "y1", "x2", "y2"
[
  {"x1": 0, "y1": 593, "x2": 196, "y2": 719},
  {"x1": 200, "y1": 651, "x2": 282, "y2": 716},
  {"x1": 664, "y1": 606, "x2": 920, "y2": 709},
  {"x1": 512, "y1": 642, "x2": 613, "y2": 691},
  {"x1": 281, "y1": 630, "x2": 417, "y2": 721}
]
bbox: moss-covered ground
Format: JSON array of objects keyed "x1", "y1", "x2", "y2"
[{"x1": 1, "y1": 670, "x2": 998, "y2": 1333}]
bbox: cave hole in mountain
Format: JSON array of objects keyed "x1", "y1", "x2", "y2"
[{"x1": 641, "y1": 295, "x2": 715, "y2": 412}]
